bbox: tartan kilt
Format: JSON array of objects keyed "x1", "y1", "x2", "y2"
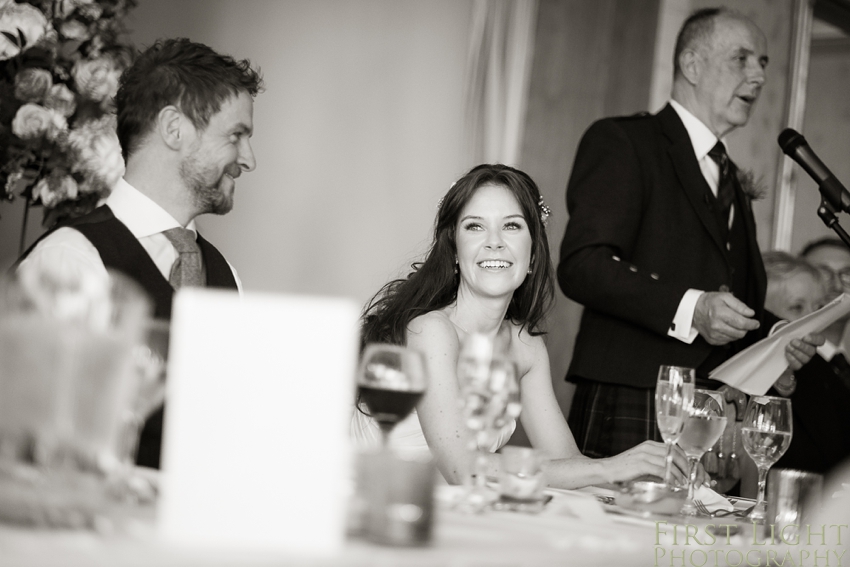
[{"x1": 567, "y1": 380, "x2": 662, "y2": 458}]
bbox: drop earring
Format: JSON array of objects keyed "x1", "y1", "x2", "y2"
[{"x1": 454, "y1": 257, "x2": 459, "y2": 275}]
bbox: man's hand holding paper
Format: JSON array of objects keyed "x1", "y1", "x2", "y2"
[
  {"x1": 710, "y1": 294, "x2": 850, "y2": 395},
  {"x1": 693, "y1": 292, "x2": 760, "y2": 345}
]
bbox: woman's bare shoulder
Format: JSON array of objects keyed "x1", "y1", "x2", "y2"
[
  {"x1": 505, "y1": 323, "x2": 548, "y2": 370},
  {"x1": 407, "y1": 310, "x2": 458, "y2": 344}
]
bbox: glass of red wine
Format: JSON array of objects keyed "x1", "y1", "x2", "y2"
[{"x1": 356, "y1": 344, "x2": 427, "y2": 448}]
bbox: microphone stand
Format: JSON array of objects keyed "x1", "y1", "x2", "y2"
[{"x1": 816, "y1": 196, "x2": 850, "y2": 250}]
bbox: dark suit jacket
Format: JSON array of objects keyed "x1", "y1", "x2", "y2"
[
  {"x1": 774, "y1": 354, "x2": 850, "y2": 474},
  {"x1": 558, "y1": 104, "x2": 774, "y2": 389}
]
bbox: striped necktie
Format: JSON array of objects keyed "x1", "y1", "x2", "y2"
[{"x1": 708, "y1": 141, "x2": 735, "y2": 224}]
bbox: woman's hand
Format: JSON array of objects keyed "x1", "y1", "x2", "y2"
[{"x1": 602, "y1": 441, "x2": 706, "y2": 487}]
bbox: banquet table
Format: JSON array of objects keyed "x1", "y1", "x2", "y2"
[{"x1": 0, "y1": 483, "x2": 817, "y2": 567}]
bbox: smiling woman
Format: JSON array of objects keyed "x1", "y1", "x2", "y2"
[{"x1": 351, "y1": 163, "x2": 695, "y2": 490}]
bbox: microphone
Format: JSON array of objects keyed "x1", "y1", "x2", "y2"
[{"x1": 778, "y1": 128, "x2": 850, "y2": 213}]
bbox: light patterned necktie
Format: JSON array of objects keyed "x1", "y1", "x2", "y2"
[{"x1": 162, "y1": 227, "x2": 206, "y2": 289}]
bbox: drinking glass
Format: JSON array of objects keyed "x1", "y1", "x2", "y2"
[
  {"x1": 119, "y1": 318, "x2": 170, "y2": 464},
  {"x1": 655, "y1": 365, "x2": 695, "y2": 488},
  {"x1": 678, "y1": 389, "x2": 727, "y2": 516},
  {"x1": 356, "y1": 344, "x2": 427, "y2": 447},
  {"x1": 0, "y1": 267, "x2": 151, "y2": 527},
  {"x1": 741, "y1": 395, "x2": 793, "y2": 523},
  {"x1": 457, "y1": 350, "x2": 520, "y2": 512},
  {"x1": 496, "y1": 447, "x2": 545, "y2": 512}
]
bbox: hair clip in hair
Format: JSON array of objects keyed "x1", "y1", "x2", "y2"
[
  {"x1": 538, "y1": 196, "x2": 551, "y2": 227},
  {"x1": 437, "y1": 196, "x2": 444, "y2": 209}
]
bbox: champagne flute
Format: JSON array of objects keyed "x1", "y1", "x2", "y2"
[
  {"x1": 678, "y1": 389, "x2": 727, "y2": 516},
  {"x1": 458, "y1": 356, "x2": 519, "y2": 512},
  {"x1": 454, "y1": 333, "x2": 520, "y2": 512},
  {"x1": 356, "y1": 344, "x2": 427, "y2": 447},
  {"x1": 741, "y1": 395, "x2": 793, "y2": 523},
  {"x1": 655, "y1": 365, "x2": 695, "y2": 489}
]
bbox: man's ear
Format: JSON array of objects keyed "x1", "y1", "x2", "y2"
[
  {"x1": 157, "y1": 105, "x2": 190, "y2": 150},
  {"x1": 679, "y1": 48, "x2": 702, "y2": 86}
]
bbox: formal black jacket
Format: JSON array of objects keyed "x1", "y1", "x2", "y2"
[
  {"x1": 774, "y1": 353, "x2": 850, "y2": 474},
  {"x1": 558, "y1": 104, "x2": 776, "y2": 389}
]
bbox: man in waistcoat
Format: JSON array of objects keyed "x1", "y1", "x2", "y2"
[
  {"x1": 558, "y1": 8, "x2": 820, "y2": 460},
  {"x1": 16, "y1": 38, "x2": 264, "y2": 468}
]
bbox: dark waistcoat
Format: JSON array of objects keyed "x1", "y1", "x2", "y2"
[{"x1": 17, "y1": 205, "x2": 238, "y2": 468}]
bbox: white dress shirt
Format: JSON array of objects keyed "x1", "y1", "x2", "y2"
[
  {"x1": 818, "y1": 339, "x2": 843, "y2": 363},
  {"x1": 667, "y1": 100, "x2": 732, "y2": 344},
  {"x1": 18, "y1": 178, "x2": 242, "y2": 291}
]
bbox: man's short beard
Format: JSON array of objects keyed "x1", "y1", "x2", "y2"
[{"x1": 180, "y1": 153, "x2": 233, "y2": 215}]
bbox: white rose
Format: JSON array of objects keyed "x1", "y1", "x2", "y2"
[
  {"x1": 87, "y1": 132, "x2": 124, "y2": 189},
  {"x1": 72, "y1": 57, "x2": 119, "y2": 102},
  {"x1": 44, "y1": 84, "x2": 77, "y2": 117},
  {"x1": 76, "y1": 2, "x2": 102, "y2": 20},
  {"x1": 12, "y1": 103, "x2": 52, "y2": 139},
  {"x1": 32, "y1": 174, "x2": 77, "y2": 208},
  {"x1": 56, "y1": 0, "x2": 96, "y2": 19},
  {"x1": 59, "y1": 19, "x2": 89, "y2": 41},
  {"x1": 4, "y1": 169, "x2": 23, "y2": 194},
  {"x1": 68, "y1": 117, "x2": 125, "y2": 190},
  {"x1": 0, "y1": 2, "x2": 48, "y2": 60},
  {"x1": 14, "y1": 67, "x2": 52, "y2": 102}
]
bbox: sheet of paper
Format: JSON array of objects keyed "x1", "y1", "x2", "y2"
[
  {"x1": 710, "y1": 293, "x2": 850, "y2": 395},
  {"x1": 158, "y1": 288, "x2": 359, "y2": 554}
]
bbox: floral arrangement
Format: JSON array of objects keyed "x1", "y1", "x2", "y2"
[
  {"x1": 0, "y1": 0, "x2": 136, "y2": 232},
  {"x1": 737, "y1": 168, "x2": 766, "y2": 202}
]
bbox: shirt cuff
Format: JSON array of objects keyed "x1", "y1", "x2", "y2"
[{"x1": 668, "y1": 289, "x2": 704, "y2": 344}]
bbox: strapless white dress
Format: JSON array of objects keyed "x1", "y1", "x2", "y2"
[{"x1": 350, "y1": 405, "x2": 516, "y2": 457}]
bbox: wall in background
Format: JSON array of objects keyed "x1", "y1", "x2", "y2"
[
  {"x1": 516, "y1": 0, "x2": 662, "y2": 441},
  {"x1": 789, "y1": 37, "x2": 850, "y2": 252}
]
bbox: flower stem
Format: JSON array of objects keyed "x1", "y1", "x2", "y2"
[{"x1": 18, "y1": 197, "x2": 30, "y2": 257}]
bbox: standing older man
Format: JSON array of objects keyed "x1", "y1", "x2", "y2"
[
  {"x1": 558, "y1": 8, "x2": 818, "y2": 459},
  {"x1": 16, "y1": 38, "x2": 263, "y2": 468}
]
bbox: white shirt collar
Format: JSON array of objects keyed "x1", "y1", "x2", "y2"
[
  {"x1": 669, "y1": 99, "x2": 724, "y2": 162},
  {"x1": 818, "y1": 339, "x2": 843, "y2": 361},
  {"x1": 104, "y1": 178, "x2": 198, "y2": 239}
]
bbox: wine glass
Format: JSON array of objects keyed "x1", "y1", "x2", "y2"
[
  {"x1": 356, "y1": 344, "x2": 427, "y2": 447},
  {"x1": 678, "y1": 389, "x2": 727, "y2": 516},
  {"x1": 458, "y1": 355, "x2": 520, "y2": 512},
  {"x1": 655, "y1": 365, "x2": 695, "y2": 489},
  {"x1": 741, "y1": 395, "x2": 793, "y2": 523}
]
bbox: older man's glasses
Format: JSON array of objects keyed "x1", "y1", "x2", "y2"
[{"x1": 817, "y1": 265, "x2": 850, "y2": 290}]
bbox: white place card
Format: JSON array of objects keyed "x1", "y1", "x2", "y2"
[{"x1": 158, "y1": 288, "x2": 359, "y2": 554}]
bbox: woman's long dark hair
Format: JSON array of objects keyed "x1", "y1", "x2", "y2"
[{"x1": 361, "y1": 164, "x2": 555, "y2": 347}]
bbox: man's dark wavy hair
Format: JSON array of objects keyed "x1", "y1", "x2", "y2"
[
  {"x1": 361, "y1": 163, "x2": 555, "y2": 347},
  {"x1": 115, "y1": 37, "x2": 264, "y2": 160}
]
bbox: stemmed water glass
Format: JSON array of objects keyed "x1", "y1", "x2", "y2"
[
  {"x1": 655, "y1": 365, "x2": 695, "y2": 489},
  {"x1": 741, "y1": 395, "x2": 793, "y2": 523},
  {"x1": 678, "y1": 389, "x2": 727, "y2": 516},
  {"x1": 356, "y1": 344, "x2": 427, "y2": 448},
  {"x1": 457, "y1": 334, "x2": 521, "y2": 512}
]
